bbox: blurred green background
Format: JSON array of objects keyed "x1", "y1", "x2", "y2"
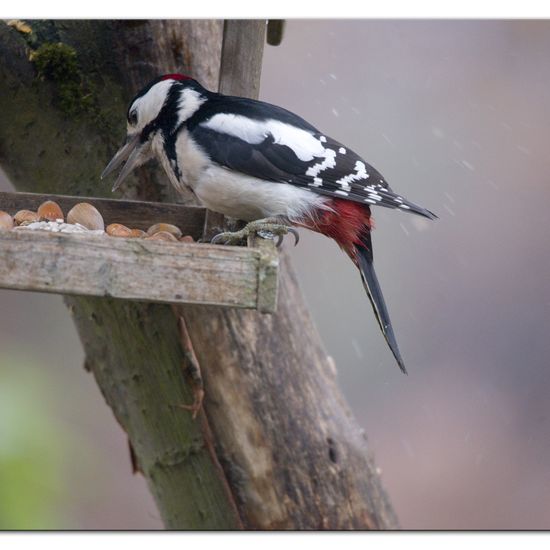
[{"x1": 1, "y1": 20, "x2": 550, "y2": 529}]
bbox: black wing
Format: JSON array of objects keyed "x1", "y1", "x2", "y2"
[{"x1": 188, "y1": 97, "x2": 436, "y2": 220}]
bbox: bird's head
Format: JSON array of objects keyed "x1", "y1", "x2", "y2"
[{"x1": 101, "y1": 73, "x2": 206, "y2": 190}]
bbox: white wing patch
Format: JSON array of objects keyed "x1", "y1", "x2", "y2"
[{"x1": 201, "y1": 114, "x2": 326, "y2": 162}]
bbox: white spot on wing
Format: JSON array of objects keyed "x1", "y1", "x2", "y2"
[
  {"x1": 305, "y1": 149, "x2": 337, "y2": 177},
  {"x1": 335, "y1": 160, "x2": 368, "y2": 189},
  {"x1": 310, "y1": 177, "x2": 323, "y2": 187}
]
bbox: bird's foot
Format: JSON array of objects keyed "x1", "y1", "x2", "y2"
[{"x1": 211, "y1": 218, "x2": 299, "y2": 247}]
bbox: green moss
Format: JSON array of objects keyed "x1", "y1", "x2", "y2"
[
  {"x1": 32, "y1": 42, "x2": 78, "y2": 81},
  {"x1": 31, "y1": 42, "x2": 95, "y2": 117}
]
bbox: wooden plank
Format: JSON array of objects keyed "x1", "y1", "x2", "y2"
[
  {"x1": 0, "y1": 191, "x2": 207, "y2": 239},
  {"x1": 0, "y1": 229, "x2": 278, "y2": 311},
  {"x1": 251, "y1": 236, "x2": 280, "y2": 314},
  {"x1": 218, "y1": 20, "x2": 266, "y2": 99}
]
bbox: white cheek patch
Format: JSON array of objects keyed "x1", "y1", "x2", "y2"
[
  {"x1": 130, "y1": 80, "x2": 174, "y2": 132},
  {"x1": 201, "y1": 114, "x2": 326, "y2": 162}
]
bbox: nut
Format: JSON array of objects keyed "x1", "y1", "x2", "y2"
[
  {"x1": 13, "y1": 209, "x2": 40, "y2": 226},
  {"x1": 145, "y1": 231, "x2": 178, "y2": 242},
  {"x1": 67, "y1": 203, "x2": 105, "y2": 231},
  {"x1": 147, "y1": 223, "x2": 182, "y2": 239},
  {"x1": 179, "y1": 235, "x2": 195, "y2": 243},
  {"x1": 129, "y1": 228, "x2": 147, "y2": 238},
  {"x1": 37, "y1": 200, "x2": 64, "y2": 222},
  {"x1": 0, "y1": 211, "x2": 14, "y2": 230},
  {"x1": 106, "y1": 223, "x2": 133, "y2": 237}
]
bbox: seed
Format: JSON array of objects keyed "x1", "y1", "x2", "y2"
[
  {"x1": 37, "y1": 200, "x2": 64, "y2": 222},
  {"x1": 13, "y1": 210, "x2": 40, "y2": 226},
  {"x1": 0, "y1": 211, "x2": 14, "y2": 230},
  {"x1": 67, "y1": 203, "x2": 105, "y2": 231},
  {"x1": 147, "y1": 223, "x2": 182, "y2": 239},
  {"x1": 106, "y1": 223, "x2": 133, "y2": 237}
]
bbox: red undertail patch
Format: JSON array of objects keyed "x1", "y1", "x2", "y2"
[{"x1": 301, "y1": 199, "x2": 373, "y2": 261}]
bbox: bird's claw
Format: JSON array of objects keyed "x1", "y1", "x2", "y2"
[
  {"x1": 276, "y1": 227, "x2": 299, "y2": 247},
  {"x1": 211, "y1": 220, "x2": 299, "y2": 247}
]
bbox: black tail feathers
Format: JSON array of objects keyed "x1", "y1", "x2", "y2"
[{"x1": 356, "y1": 245, "x2": 407, "y2": 374}]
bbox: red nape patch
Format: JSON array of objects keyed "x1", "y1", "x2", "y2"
[
  {"x1": 161, "y1": 73, "x2": 192, "y2": 81},
  {"x1": 300, "y1": 199, "x2": 373, "y2": 255}
]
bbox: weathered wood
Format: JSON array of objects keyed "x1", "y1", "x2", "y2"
[
  {"x1": 181, "y1": 254, "x2": 397, "y2": 529},
  {"x1": 218, "y1": 20, "x2": 266, "y2": 98},
  {"x1": 66, "y1": 294, "x2": 243, "y2": 529},
  {"x1": 0, "y1": 191, "x2": 206, "y2": 238},
  {"x1": 0, "y1": 229, "x2": 278, "y2": 311},
  {"x1": 251, "y1": 236, "x2": 279, "y2": 314}
]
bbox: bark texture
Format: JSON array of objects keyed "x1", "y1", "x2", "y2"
[{"x1": 0, "y1": 19, "x2": 398, "y2": 529}]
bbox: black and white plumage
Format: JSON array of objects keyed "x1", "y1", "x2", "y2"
[{"x1": 101, "y1": 74, "x2": 437, "y2": 373}]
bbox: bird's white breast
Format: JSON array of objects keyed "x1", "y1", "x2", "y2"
[
  {"x1": 194, "y1": 165, "x2": 330, "y2": 221},
  {"x1": 166, "y1": 129, "x2": 330, "y2": 222}
]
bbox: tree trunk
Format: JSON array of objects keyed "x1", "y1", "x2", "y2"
[{"x1": 0, "y1": 19, "x2": 398, "y2": 529}]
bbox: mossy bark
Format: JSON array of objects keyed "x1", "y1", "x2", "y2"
[{"x1": 0, "y1": 19, "x2": 398, "y2": 529}]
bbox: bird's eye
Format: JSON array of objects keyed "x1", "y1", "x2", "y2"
[{"x1": 128, "y1": 110, "x2": 138, "y2": 126}]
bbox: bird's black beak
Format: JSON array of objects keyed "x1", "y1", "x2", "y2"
[{"x1": 101, "y1": 134, "x2": 145, "y2": 191}]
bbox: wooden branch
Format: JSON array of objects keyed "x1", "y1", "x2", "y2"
[
  {"x1": 181, "y1": 255, "x2": 398, "y2": 529},
  {"x1": 66, "y1": 294, "x2": 243, "y2": 529}
]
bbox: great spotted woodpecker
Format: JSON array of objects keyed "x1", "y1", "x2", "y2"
[{"x1": 101, "y1": 74, "x2": 437, "y2": 373}]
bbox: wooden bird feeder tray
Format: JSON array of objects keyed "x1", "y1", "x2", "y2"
[{"x1": 0, "y1": 191, "x2": 279, "y2": 313}]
